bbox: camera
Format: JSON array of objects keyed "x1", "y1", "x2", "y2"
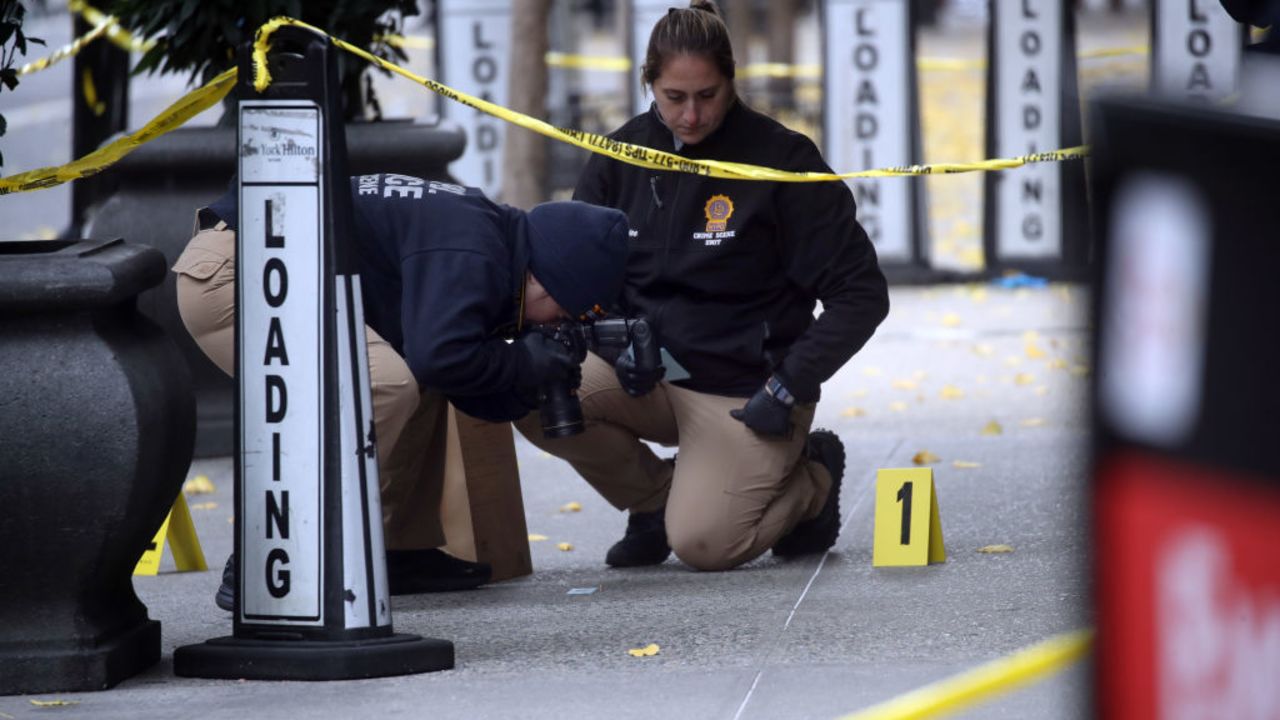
[{"x1": 527, "y1": 317, "x2": 660, "y2": 438}]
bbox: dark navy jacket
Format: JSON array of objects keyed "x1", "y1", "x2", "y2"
[
  {"x1": 209, "y1": 174, "x2": 532, "y2": 422},
  {"x1": 575, "y1": 102, "x2": 889, "y2": 402}
]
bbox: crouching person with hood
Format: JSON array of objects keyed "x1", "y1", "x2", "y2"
[{"x1": 173, "y1": 173, "x2": 629, "y2": 611}]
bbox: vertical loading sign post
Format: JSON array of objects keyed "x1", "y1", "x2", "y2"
[
  {"x1": 823, "y1": 0, "x2": 931, "y2": 282},
  {"x1": 238, "y1": 103, "x2": 326, "y2": 626},
  {"x1": 173, "y1": 28, "x2": 452, "y2": 681},
  {"x1": 1152, "y1": 0, "x2": 1244, "y2": 103},
  {"x1": 983, "y1": 0, "x2": 1089, "y2": 280},
  {"x1": 438, "y1": 0, "x2": 511, "y2": 198}
]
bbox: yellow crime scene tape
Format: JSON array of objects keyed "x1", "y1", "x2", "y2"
[
  {"x1": 835, "y1": 629, "x2": 1093, "y2": 720},
  {"x1": 0, "y1": 15, "x2": 1090, "y2": 195},
  {"x1": 16, "y1": 17, "x2": 113, "y2": 77},
  {"x1": 0, "y1": 67, "x2": 234, "y2": 195},
  {"x1": 252, "y1": 17, "x2": 1088, "y2": 184},
  {"x1": 68, "y1": 0, "x2": 156, "y2": 54}
]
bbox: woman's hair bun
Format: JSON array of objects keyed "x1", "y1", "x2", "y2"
[{"x1": 689, "y1": 0, "x2": 723, "y2": 19}]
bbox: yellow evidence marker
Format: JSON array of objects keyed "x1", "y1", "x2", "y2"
[
  {"x1": 873, "y1": 468, "x2": 946, "y2": 567},
  {"x1": 134, "y1": 493, "x2": 208, "y2": 575}
]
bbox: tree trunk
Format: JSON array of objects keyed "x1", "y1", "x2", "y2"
[
  {"x1": 726, "y1": 0, "x2": 753, "y2": 67},
  {"x1": 501, "y1": 0, "x2": 552, "y2": 209},
  {"x1": 766, "y1": 0, "x2": 799, "y2": 111}
]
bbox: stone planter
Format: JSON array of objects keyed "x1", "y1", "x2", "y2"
[{"x1": 0, "y1": 238, "x2": 195, "y2": 695}]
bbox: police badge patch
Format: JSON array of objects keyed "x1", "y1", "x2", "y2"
[{"x1": 704, "y1": 194, "x2": 734, "y2": 233}]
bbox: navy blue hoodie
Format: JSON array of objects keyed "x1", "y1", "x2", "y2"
[{"x1": 208, "y1": 174, "x2": 626, "y2": 422}]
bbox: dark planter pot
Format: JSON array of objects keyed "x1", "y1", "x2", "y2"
[
  {"x1": 0, "y1": 238, "x2": 195, "y2": 695},
  {"x1": 83, "y1": 119, "x2": 466, "y2": 457}
]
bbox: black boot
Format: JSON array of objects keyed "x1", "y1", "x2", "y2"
[
  {"x1": 386, "y1": 548, "x2": 492, "y2": 594},
  {"x1": 773, "y1": 429, "x2": 846, "y2": 557},
  {"x1": 215, "y1": 554, "x2": 235, "y2": 612},
  {"x1": 605, "y1": 507, "x2": 672, "y2": 567}
]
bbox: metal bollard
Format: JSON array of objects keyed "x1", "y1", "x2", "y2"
[{"x1": 172, "y1": 26, "x2": 453, "y2": 681}]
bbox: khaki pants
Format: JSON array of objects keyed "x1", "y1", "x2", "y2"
[
  {"x1": 172, "y1": 224, "x2": 446, "y2": 550},
  {"x1": 515, "y1": 352, "x2": 832, "y2": 571}
]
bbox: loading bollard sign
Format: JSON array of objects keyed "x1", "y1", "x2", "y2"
[
  {"x1": 1151, "y1": 0, "x2": 1244, "y2": 103},
  {"x1": 174, "y1": 28, "x2": 452, "y2": 681},
  {"x1": 237, "y1": 101, "x2": 326, "y2": 624},
  {"x1": 822, "y1": 0, "x2": 931, "y2": 282},
  {"x1": 983, "y1": 0, "x2": 1089, "y2": 280}
]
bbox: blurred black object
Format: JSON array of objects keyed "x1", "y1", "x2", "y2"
[{"x1": 1220, "y1": 0, "x2": 1280, "y2": 52}]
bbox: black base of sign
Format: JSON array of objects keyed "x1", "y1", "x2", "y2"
[{"x1": 173, "y1": 633, "x2": 454, "y2": 680}]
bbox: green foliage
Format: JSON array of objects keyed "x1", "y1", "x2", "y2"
[
  {"x1": 104, "y1": 0, "x2": 419, "y2": 119},
  {"x1": 0, "y1": 0, "x2": 46, "y2": 169}
]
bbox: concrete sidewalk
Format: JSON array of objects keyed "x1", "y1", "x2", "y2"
[{"x1": 1, "y1": 284, "x2": 1092, "y2": 720}]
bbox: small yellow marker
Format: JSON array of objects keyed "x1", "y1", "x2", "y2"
[
  {"x1": 134, "y1": 493, "x2": 208, "y2": 576},
  {"x1": 873, "y1": 468, "x2": 945, "y2": 567}
]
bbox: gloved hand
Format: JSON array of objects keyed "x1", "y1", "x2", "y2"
[
  {"x1": 729, "y1": 381, "x2": 794, "y2": 437},
  {"x1": 615, "y1": 349, "x2": 665, "y2": 397},
  {"x1": 515, "y1": 332, "x2": 578, "y2": 400}
]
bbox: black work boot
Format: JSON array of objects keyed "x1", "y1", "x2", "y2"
[
  {"x1": 773, "y1": 429, "x2": 846, "y2": 557},
  {"x1": 605, "y1": 507, "x2": 671, "y2": 567},
  {"x1": 215, "y1": 554, "x2": 235, "y2": 612},
  {"x1": 386, "y1": 548, "x2": 492, "y2": 595}
]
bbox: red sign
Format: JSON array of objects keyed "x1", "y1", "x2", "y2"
[{"x1": 1095, "y1": 451, "x2": 1280, "y2": 720}]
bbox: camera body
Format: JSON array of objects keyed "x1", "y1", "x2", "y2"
[{"x1": 528, "y1": 317, "x2": 660, "y2": 438}]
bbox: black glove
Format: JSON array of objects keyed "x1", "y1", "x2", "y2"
[
  {"x1": 615, "y1": 349, "x2": 665, "y2": 397},
  {"x1": 729, "y1": 382, "x2": 794, "y2": 437},
  {"x1": 514, "y1": 332, "x2": 577, "y2": 399}
]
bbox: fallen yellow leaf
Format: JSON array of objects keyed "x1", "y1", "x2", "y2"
[
  {"x1": 189, "y1": 502, "x2": 218, "y2": 511},
  {"x1": 1022, "y1": 330, "x2": 1040, "y2": 342},
  {"x1": 627, "y1": 643, "x2": 661, "y2": 657},
  {"x1": 982, "y1": 420, "x2": 1004, "y2": 436},
  {"x1": 1014, "y1": 373, "x2": 1036, "y2": 386},
  {"x1": 847, "y1": 389, "x2": 869, "y2": 398},
  {"x1": 841, "y1": 407, "x2": 866, "y2": 418},
  {"x1": 1048, "y1": 358, "x2": 1069, "y2": 370},
  {"x1": 952, "y1": 460, "x2": 982, "y2": 469},
  {"x1": 1004, "y1": 355, "x2": 1022, "y2": 367},
  {"x1": 528, "y1": 534, "x2": 548, "y2": 542},
  {"x1": 183, "y1": 475, "x2": 215, "y2": 495},
  {"x1": 891, "y1": 379, "x2": 918, "y2": 390},
  {"x1": 1024, "y1": 343, "x2": 1047, "y2": 360},
  {"x1": 941, "y1": 312, "x2": 962, "y2": 327},
  {"x1": 971, "y1": 343, "x2": 995, "y2": 357},
  {"x1": 559, "y1": 501, "x2": 582, "y2": 513},
  {"x1": 862, "y1": 366, "x2": 883, "y2": 377},
  {"x1": 1021, "y1": 418, "x2": 1046, "y2": 427},
  {"x1": 29, "y1": 700, "x2": 79, "y2": 707},
  {"x1": 968, "y1": 286, "x2": 988, "y2": 302},
  {"x1": 557, "y1": 542, "x2": 574, "y2": 552},
  {"x1": 940, "y1": 385, "x2": 965, "y2": 399},
  {"x1": 889, "y1": 401, "x2": 908, "y2": 412},
  {"x1": 912, "y1": 450, "x2": 941, "y2": 465},
  {"x1": 977, "y1": 544, "x2": 1015, "y2": 554}
]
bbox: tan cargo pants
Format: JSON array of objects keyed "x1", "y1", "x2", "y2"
[
  {"x1": 172, "y1": 222, "x2": 446, "y2": 550},
  {"x1": 515, "y1": 352, "x2": 833, "y2": 571}
]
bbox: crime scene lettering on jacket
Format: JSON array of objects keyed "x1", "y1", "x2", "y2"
[
  {"x1": 851, "y1": 5, "x2": 881, "y2": 243},
  {"x1": 262, "y1": 197, "x2": 291, "y2": 600}
]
